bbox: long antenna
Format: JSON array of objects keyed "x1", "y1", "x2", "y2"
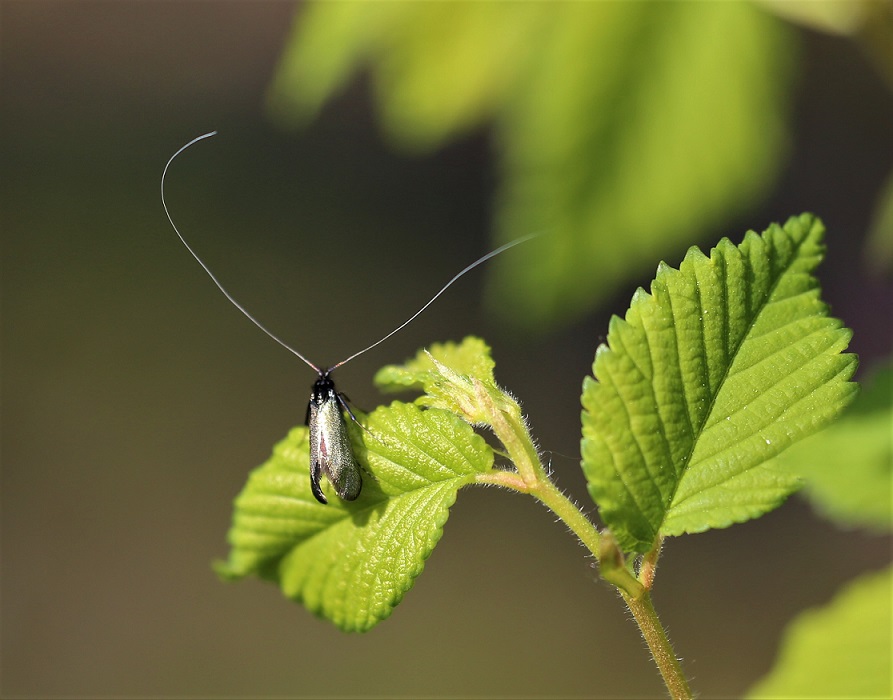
[
  {"x1": 161, "y1": 131, "x2": 323, "y2": 374},
  {"x1": 326, "y1": 233, "x2": 537, "y2": 372},
  {"x1": 163, "y1": 132, "x2": 536, "y2": 378}
]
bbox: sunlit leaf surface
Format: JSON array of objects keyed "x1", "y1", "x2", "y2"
[
  {"x1": 375, "y1": 336, "x2": 496, "y2": 394},
  {"x1": 581, "y1": 214, "x2": 857, "y2": 552},
  {"x1": 218, "y1": 401, "x2": 493, "y2": 632}
]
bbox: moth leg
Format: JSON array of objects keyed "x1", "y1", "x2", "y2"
[
  {"x1": 336, "y1": 393, "x2": 361, "y2": 424},
  {"x1": 310, "y1": 458, "x2": 328, "y2": 504},
  {"x1": 336, "y1": 392, "x2": 376, "y2": 437}
]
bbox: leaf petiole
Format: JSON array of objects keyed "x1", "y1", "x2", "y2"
[{"x1": 471, "y1": 373, "x2": 693, "y2": 697}]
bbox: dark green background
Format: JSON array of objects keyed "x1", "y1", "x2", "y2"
[{"x1": 2, "y1": 3, "x2": 891, "y2": 698}]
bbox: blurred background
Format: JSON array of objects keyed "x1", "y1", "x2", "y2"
[{"x1": 2, "y1": 2, "x2": 891, "y2": 698}]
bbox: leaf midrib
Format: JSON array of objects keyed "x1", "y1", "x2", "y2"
[{"x1": 665, "y1": 225, "x2": 815, "y2": 517}]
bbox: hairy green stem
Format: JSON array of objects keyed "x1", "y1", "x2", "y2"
[
  {"x1": 625, "y1": 592, "x2": 693, "y2": 700},
  {"x1": 475, "y1": 382, "x2": 692, "y2": 699},
  {"x1": 639, "y1": 537, "x2": 664, "y2": 590},
  {"x1": 474, "y1": 380, "x2": 543, "y2": 485},
  {"x1": 483, "y1": 469, "x2": 691, "y2": 696},
  {"x1": 529, "y1": 478, "x2": 643, "y2": 598}
]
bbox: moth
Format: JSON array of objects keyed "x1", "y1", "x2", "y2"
[
  {"x1": 162, "y1": 131, "x2": 532, "y2": 504},
  {"x1": 306, "y1": 373, "x2": 360, "y2": 503}
]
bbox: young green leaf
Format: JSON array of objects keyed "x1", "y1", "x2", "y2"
[
  {"x1": 747, "y1": 567, "x2": 893, "y2": 699},
  {"x1": 581, "y1": 214, "x2": 858, "y2": 552},
  {"x1": 217, "y1": 401, "x2": 494, "y2": 632},
  {"x1": 778, "y1": 362, "x2": 892, "y2": 530},
  {"x1": 374, "y1": 336, "x2": 513, "y2": 427},
  {"x1": 376, "y1": 336, "x2": 547, "y2": 489},
  {"x1": 375, "y1": 336, "x2": 496, "y2": 394}
]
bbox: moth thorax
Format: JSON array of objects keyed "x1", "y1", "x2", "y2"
[{"x1": 311, "y1": 374, "x2": 337, "y2": 404}]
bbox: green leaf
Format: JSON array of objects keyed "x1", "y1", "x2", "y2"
[
  {"x1": 269, "y1": 2, "x2": 542, "y2": 147},
  {"x1": 581, "y1": 214, "x2": 858, "y2": 553},
  {"x1": 217, "y1": 401, "x2": 494, "y2": 632},
  {"x1": 270, "y1": 2, "x2": 795, "y2": 329},
  {"x1": 374, "y1": 336, "x2": 496, "y2": 394},
  {"x1": 778, "y1": 362, "x2": 892, "y2": 530},
  {"x1": 747, "y1": 567, "x2": 893, "y2": 699},
  {"x1": 491, "y1": 3, "x2": 794, "y2": 328},
  {"x1": 374, "y1": 336, "x2": 513, "y2": 427}
]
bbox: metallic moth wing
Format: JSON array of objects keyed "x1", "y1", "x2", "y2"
[{"x1": 307, "y1": 375, "x2": 362, "y2": 504}]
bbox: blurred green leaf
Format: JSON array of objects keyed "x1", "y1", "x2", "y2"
[
  {"x1": 866, "y1": 169, "x2": 893, "y2": 274},
  {"x1": 747, "y1": 567, "x2": 893, "y2": 699},
  {"x1": 491, "y1": 3, "x2": 795, "y2": 328},
  {"x1": 270, "y1": 2, "x2": 795, "y2": 329},
  {"x1": 581, "y1": 214, "x2": 858, "y2": 553},
  {"x1": 779, "y1": 362, "x2": 892, "y2": 530},
  {"x1": 756, "y1": 0, "x2": 877, "y2": 35},
  {"x1": 268, "y1": 2, "x2": 542, "y2": 147},
  {"x1": 217, "y1": 402, "x2": 493, "y2": 632}
]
